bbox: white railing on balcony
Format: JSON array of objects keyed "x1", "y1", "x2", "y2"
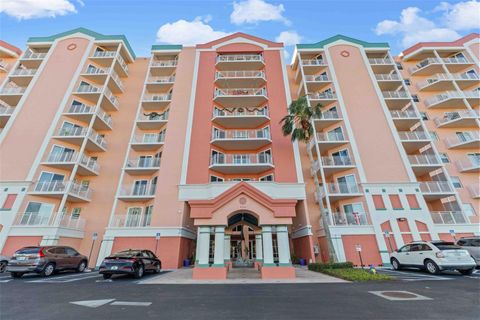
[
  {"x1": 110, "y1": 71, "x2": 125, "y2": 91},
  {"x1": 215, "y1": 71, "x2": 265, "y2": 79},
  {"x1": 375, "y1": 73, "x2": 401, "y2": 81},
  {"x1": 0, "y1": 87, "x2": 26, "y2": 94},
  {"x1": 368, "y1": 57, "x2": 393, "y2": 65},
  {"x1": 23, "y1": 50, "x2": 47, "y2": 60},
  {"x1": 424, "y1": 91, "x2": 463, "y2": 107},
  {"x1": 95, "y1": 108, "x2": 113, "y2": 127},
  {"x1": 45, "y1": 151, "x2": 78, "y2": 163},
  {"x1": 92, "y1": 50, "x2": 116, "y2": 58},
  {"x1": 419, "y1": 181, "x2": 453, "y2": 193},
  {"x1": 214, "y1": 88, "x2": 267, "y2": 98},
  {"x1": 456, "y1": 159, "x2": 480, "y2": 172},
  {"x1": 301, "y1": 59, "x2": 327, "y2": 66},
  {"x1": 88, "y1": 130, "x2": 107, "y2": 149},
  {"x1": 0, "y1": 59, "x2": 8, "y2": 70},
  {"x1": 119, "y1": 184, "x2": 156, "y2": 197},
  {"x1": 213, "y1": 107, "x2": 268, "y2": 118},
  {"x1": 137, "y1": 111, "x2": 169, "y2": 121},
  {"x1": 0, "y1": 104, "x2": 14, "y2": 116},
  {"x1": 433, "y1": 110, "x2": 478, "y2": 127},
  {"x1": 12, "y1": 212, "x2": 85, "y2": 230},
  {"x1": 398, "y1": 131, "x2": 429, "y2": 141},
  {"x1": 11, "y1": 68, "x2": 37, "y2": 76},
  {"x1": 468, "y1": 184, "x2": 480, "y2": 198},
  {"x1": 309, "y1": 92, "x2": 336, "y2": 100},
  {"x1": 210, "y1": 153, "x2": 273, "y2": 165},
  {"x1": 314, "y1": 110, "x2": 341, "y2": 120},
  {"x1": 132, "y1": 133, "x2": 166, "y2": 144},
  {"x1": 305, "y1": 74, "x2": 329, "y2": 82},
  {"x1": 84, "y1": 67, "x2": 109, "y2": 75},
  {"x1": 390, "y1": 109, "x2": 419, "y2": 119},
  {"x1": 416, "y1": 73, "x2": 452, "y2": 90},
  {"x1": 212, "y1": 129, "x2": 270, "y2": 140},
  {"x1": 409, "y1": 58, "x2": 441, "y2": 73},
  {"x1": 150, "y1": 59, "x2": 177, "y2": 67},
  {"x1": 103, "y1": 88, "x2": 119, "y2": 108},
  {"x1": 452, "y1": 72, "x2": 479, "y2": 81},
  {"x1": 79, "y1": 154, "x2": 100, "y2": 173},
  {"x1": 66, "y1": 102, "x2": 95, "y2": 114},
  {"x1": 116, "y1": 53, "x2": 129, "y2": 73},
  {"x1": 126, "y1": 157, "x2": 161, "y2": 168},
  {"x1": 76, "y1": 84, "x2": 100, "y2": 93},
  {"x1": 382, "y1": 91, "x2": 409, "y2": 99},
  {"x1": 463, "y1": 90, "x2": 480, "y2": 99},
  {"x1": 57, "y1": 214, "x2": 86, "y2": 229},
  {"x1": 444, "y1": 131, "x2": 479, "y2": 148},
  {"x1": 147, "y1": 76, "x2": 176, "y2": 83},
  {"x1": 408, "y1": 154, "x2": 441, "y2": 165},
  {"x1": 110, "y1": 214, "x2": 151, "y2": 228},
  {"x1": 431, "y1": 211, "x2": 469, "y2": 224},
  {"x1": 321, "y1": 156, "x2": 354, "y2": 166},
  {"x1": 216, "y1": 54, "x2": 264, "y2": 63},
  {"x1": 58, "y1": 126, "x2": 87, "y2": 137},
  {"x1": 317, "y1": 132, "x2": 346, "y2": 142},
  {"x1": 442, "y1": 57, "x2": 470, "y2": 64},
  {"x1": 330, "y1": 211, "x2": 368, "y2": 226},
  {"x1": 32, "y1": 180, "x2": 92, "y2": 199},
  {"x1": 143, "y1": 93, "x2": 172, "y2": 101},
  {"x1": 321, "y1": 183, "x2": 361, "y2": 196}
]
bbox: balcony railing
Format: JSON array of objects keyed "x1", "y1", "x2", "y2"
[
  {"x1": 11, "y1": 68, "x2": 37, "y2": 76},
  {"x1": 210, "y1": 153, "x2": 272, "y2": 165},
  {"x1": 321, "y1": 155, "x2": 354, "y2": 166},
  {"x1": 147, "y1": 76, "x2": 176, "y2": 83},
  {"x1": 301, "y1": 59, "x2": 327, "y2": 66},
  {"x1": 116, "y1": 53, "x2": 129, "y2": 74},
  {"x1": 214, "y1": 88, "x2": 267, "y2": 98},
  {"x1": 45, "y1": 151, "x2": 78, "y2": 163},
  {"x1": 79, "y1": 154, "x2": 100, "y2": 173},
  {"x1": 330, "y1": 211, "x2": 368, "y2": 226},
  {"x1": 132, "y1": 133, "x2": 166, "y2": 144},
  {"x1": 137, "y1": 111, "x2": 169, "y2": 121},
  {"x1": 305, "y1": 74, "x2": 329, "y2": 82},
  {"x1": 424, "y1": 91, "x2": 463, "y2": 107},
  {"x1": 92, "y1": 50, "x2": 116, "y2": 58},
  {"x1": 314, "y1": 110, "x2": 341, "y2": 120},
  {"x1": 382, "y1": 91, "x2": 409, "y2": 99},
  {"x1": 368, "y1": 58, "x2": 393, "y2": 65},
  {"x1": 23, "y1": 50, "x2": 47, "y2": 60},
  {"x1": 398, "y1": 131, "x2": 429, "y2": 141},
  {"x1": 408, "y1": 154, "x2": 441, "y2": 165},
  {"x1": 32, "y1": 180, "x2": 92, "y2": 199},
  {"x1": 110, "y1": 71, "x2": 125, "y2": 91},
  {"x1": 321, "y1": 183, "x2": 361, "y2": 195},
  {"x1": 12, "y1": 213, "x2": 85, "y2": 230},
  {"x1": 317, "y1": 132, "x2": 346, "y2": 142},
  {"x1": 452, "y1": 72, "x2": 479, "y2": 81},
  {"x1": 110, "y1": 214, "x2": 151, "y2": 228},
  {"x1": 409, "y1": 58, "x2": 441, "y2": 73},
  {"x1": 216, "y1": 54, "x2": 264, "y2": 63},
  {"x1": 390, "y1": 109, "x2": 419, "y2": 119},
  {"x1": 0, "y1": 105, "x2": 14, "y2": 116},
  {"x1": 0, "y1": 87, "x2": 26, "y2": 94},
  {"x1": 58, "y1": 126, "x2": 87, "y2": 137},
  {"x1": 213, "y1": 107, "x2": 268, "y2": 118},
  {"x1": 126, "y1": 157, "x2": 161, "y2": 168},
  {"x1": 442, "y1": 57, "x2": 470, "y2": 64},
  {"x1": 212, "y1": 129, "x2": 270, "y2": 140},
  {"x1": 143, "y1": 93, "x2": 172, "y2": 101},
  {"x1": 76, "y1": 84, "x2": 100, "y2": 93},
  {"x1": 215, "y1": 71, "x2": 265, "y2": 79},
  {"x1": 309, "y1": 92, "x2": 336, "y2": 100},
  {"x1": 431, "y1": 211, "x2": 469, "y2": 224},
  {"x1": 463, "y1": 90, "x2": 480, "y2": 99},
  {"x1": 416, "y1": 73, "x2": 452, "y2": 90},
  {"x1": 103, "y1": 88, "x2": 120, "y2": 108},
  {"x1": 150, "y1": 60, "x2": 177, "y2": 67},
  {"x1": 419, "y1": 181, "x2": 453, "y2": 194},
  {"x1": 433, "y1": 110, "x2": 478, "y2": 127},
  {"x1": 88, "y1": 130, "x2": 108, "y2": 149},
  {"x1": 456, "y1": 159, "x2": 480, "y2": 172},
  {"x1": 375, "y1": 73, "x2": 401, "y2": 81},
  {"x1": 468, "y1": 184, "x2": 480, "y2": 198},
  {"x1": 84, "y1": 67, "x2": 109, "y2": 75},
  {"x1": 119, "y1": 184, "x2": 156, "y2": 197},
  {"x1": 444, "y1": 131, "x2": 479, "y2": 148}
]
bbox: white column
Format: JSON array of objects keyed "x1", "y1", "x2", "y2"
[
  {"x1": 262, "y1": 226, "x2": 274, "y2": 265},
  {"x1": 255, "y1": 234, "x2": 263, "y2": 261},
  {"x1": 213, "y1": 226, "x2": 225, "y2": 266},
  {"x1": 197, "y1": 226, "x2": 211, "y2": 266},
  {"x1": 224, "y1": 234, "x2": 231, "y2": 262},
  {"x1": 95, "y1": 235, "x2": 114, "y2": 267},
  {"x1": 277, "y1": 225, "x2": 291, "y2": 265}
]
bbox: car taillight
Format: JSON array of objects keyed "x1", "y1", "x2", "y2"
[
  {"x1": 436, "y1": 252, "x2": 445, "y2": 258},
  {"x1": 37, "y1": 247, "x2": 45, "y2": 258}
]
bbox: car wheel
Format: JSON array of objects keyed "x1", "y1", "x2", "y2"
[
  {"x1": 391, "y1": 258, "x2": 402, "y2": 270},
  {"x1": 459, "y1": 268, "x2": 474, "y2": 276},
  {"x1": 41, "y1": 263, "x2": 55, "y2": 277},
  {"x1": 154, "y1": 263, "x2": 161, "y2": 274},
  {"x1": 424, "y1": 259, "x2": 440, "y2": 275},
  {"x1": 134, "y1": 265, "x2": 144, "y2": 279},
  {"x1": 76, "y1": 260, "x2": 87, "y2": 273},
  {"x1": 0, "y1": 261, "x2": 7, "y2": 273},
  {"x1": 102, "y1": 274, "x2": 112, "y2": 279},
  {"x1": 11, "y1": 272, "x2": 24, "y2": 278}
]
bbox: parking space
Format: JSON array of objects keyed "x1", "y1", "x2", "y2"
[{"x1": 377, "y1": 267, "x2": 480, "y2": 281}]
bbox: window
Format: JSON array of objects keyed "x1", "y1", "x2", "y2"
[
  {"x1": 1, "y1": 194, "x2": 17, "y2": 210},
  {"x1": 66, "y1": 248, "x2": 79, "y2": 256},
  {"x1": 71, "y1": 208, "x2": 81, "y2": 219},
  {"x1": 133, "y1": 180, "x2": 148, "y2": 195},
  {"x1": 143, "y1": 205, "x2": 153, "y2": 226},
  {"x1": 404, "y1": 79, "x2": 411, "y2": 86},
  {"x1": 49, "y1": 145, "x2": 75, "y2": 162},
  {"x1": 406, "y1": 194, "x2": 421, "y2": 210},
  {"x1": 258, "y1": 149, "x2": 271, "y2": 163},
  {"x1": 420, "y1": 112, "x2": 428, "y2": 120},
  {"x1": 396, "y1": 62, "x2": 403, "y2": 70},
  {"x1": 429, "y1": 132, "x2": 439, "y2": 141},
  {"x1": 462, "y1": 203, "x2": 475, "y2": 217},
  {"x1": 467, "y1": 153, "x2": 480, "y2": 166},
  {"x1": 399, "y1": 245, "x2": 411, "y2": 252},
  {"x1": 60, "y1": 121, "x2": 83, "y2": 136},
  {"x1": 126, "y1": 207, "x2": 142, "y2": 227},
  {"x1": 36, "y1": 172, "x2": 65, "y2": 191},
  {"x1": 210, "y1": 175, "x2": 224, "y2": 182},
  {"x1": 260, "y1": 174, "x2": 273, "y2": 182},
  {"x1": 328, "y1": 127, "x2": 344, "y2": 140},
  {"x1": 372, "y1": 195, "x2": 386, "y2": 210},
  {"x1": 456, "y1": 131, "x2": 473, "y2": 142},
  {"x1": 389, "y1": 194, "x2": 403, "y2": 210},
  {"x1": 411, "y1": 95, "x2": 419, "y2": 102},
  {"x1": 336, "y1": 175, "x2": 358, "y2": 193},
  {"x1": 343, "y1": 203, "x2": 366, "y2": 225},
  {"x1": 331, "y1": 149, "x2": 351, "y2": 165},
  {"x1": 439, "y1": 153, "x2": 450, "y2": 163},
  {"x1": 451, "y1": 176, "x2": 462, "y2": 188}
]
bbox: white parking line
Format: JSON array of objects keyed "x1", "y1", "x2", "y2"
[
  {"x1": 0, "y1": 279, "x2": 12, "y2": 283},
  {"x1": 28, "y1": 272, "x2": 101, "y2": 283},
  {"x1": 110, "y1": 301, "x2": 152, "y2": 306}
]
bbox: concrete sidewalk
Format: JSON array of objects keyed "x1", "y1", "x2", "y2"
[{"x1": 140, "y1": 266, "x2": 348, "y2": 284}]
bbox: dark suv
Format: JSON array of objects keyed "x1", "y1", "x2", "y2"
[{"x1": 7, "y1": 246, "x2": 88, "y2": 278}]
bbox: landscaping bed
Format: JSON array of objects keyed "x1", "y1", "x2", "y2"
[{"x1": 308, "y1": 262, "x2": 393, "y2": 281}]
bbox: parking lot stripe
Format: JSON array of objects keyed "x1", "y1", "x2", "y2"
[
  {"x1": 28, "y1": 272, "x2": 101, "y2": 283},
  {"x1": 110, "y1": 301, "x2": 152, "y2": 306}
]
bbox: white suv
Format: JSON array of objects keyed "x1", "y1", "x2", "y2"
[{"x1": 390, "y1": 241, "x2": 476, "y2": 275}]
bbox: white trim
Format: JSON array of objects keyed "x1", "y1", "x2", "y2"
[
  {"x1": 210, "y1": 36, "x2": 268, "y2": 50},
  {"x1": 104, "y1": 226, "x2": 196, "y2": 239},
  {"x1": 291, "y1": 225, "x2": 313, "y2": 238}
]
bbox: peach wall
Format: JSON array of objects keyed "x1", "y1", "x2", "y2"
[
  {"x1": 292, "y1": 235, "x2": 315, "y2": 262},
  {"x1": 57, "y1": 237, "x2": 83, "y2": 253},
  {"x1": 341, "y1": 234, "x2": 382, "y2": 266},
  {"x1": 317, "y1": 236, "x2": 330, "y2": 262},
  {"x1": 2, "y1": 236, "x2": 42, "y2": 256},
  {"x1": 327, "y1": 44, "x2": 410, "y2": 182},
  {"x1": 0, "y1": 37, "x2": 90, "y2": 181},
  {"x1": 380, "y1": 221, "x2": 398, "y2": 251},
  {"x1": 261, "y1": 265, "x2": 295, "y2": 279},
  {"x1": 401, "y1": 233, "x2": 413, "y2": 244},
  {"x1": 438, "y1": 233, "x2": 474, "y2": 242}
]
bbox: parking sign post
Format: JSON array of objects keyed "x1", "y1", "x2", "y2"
[
  {"x1": 155, "y1": 232, "x2": 161, "y2": 255},
  {"x1": 355, "y1": 244, "x2": 364, "y2": 268},
  {"x1": 384, "y1": 231, "x2": 393, "y2": 253}
]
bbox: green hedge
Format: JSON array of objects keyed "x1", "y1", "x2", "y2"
[{"x1": 308, "y1": 262, "x2": 354, "y2": 271}]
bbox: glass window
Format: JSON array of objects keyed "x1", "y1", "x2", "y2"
[
  {"x1": 126, "y1": 207, "x2": 142, "y2": 227},
  {"x1": 404, "y1": 79, "x2": 411, "y2": 86},
  {"x1": 451, "y1": 177, "x2": 462, "y2": 188},
  {"x1": 420, "y1": 112, "x2": 428, "y2": 120},
  {"x1": 396, "y1": 62, "x2": 403, "y2": 70},
  {"x1": 53, "y1": 247, "x2": 66, "y2": 254},
  {"x1": 399, "y1": 245, "x2": 411, "y2": 252},
  {"x1": 143, "y1": 205, "x2": 153, "y2": 226},
  {"x1": 462, "y1": 203, "x2": 475, "y2": 216},
  {"x1": 260, "y1": 175, "x2": 273, "y2": 182},
  {"x1": 65, "y1": 248, "x2": 78, "y2": 256},
  {"x1": 71, "y1": 208, "x2": 81, "y2": 219},
  {"x1": 411, "y1": 95, "x2": 419, "y2": 102},
  {"x1": 429, "y1": 132, "x2": 439, "y2": 141},
  {"x1": 439, "y1": 153, "x2": 449, "y2": 163},
  {"x1": 210, "y1": 175, "x2": 224, "y2": 182}
]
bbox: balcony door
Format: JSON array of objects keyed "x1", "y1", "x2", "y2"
[
  {"x1": 328, "y1": 127, "x2": 344, "y2": 140},
  {"x1": 50, "y1": 145, "x2": 75, "y2": 162},
  {"x1": 258, "y1": 150, "x2": 271, "y2": 163},
  {"x1": 336, "y1": 174, "x2": 357, "y2": 193},
  {"x1": 36, "y1": 172, "x2": 65, "y2": 191},
  {"x1": 139, "y1": 155, "x2": 153, "y2": 167},
  {"x1": 233, "y1": 154, "x2": 249, "y2": 164},
  {"x1": 343, "y1": 203, "x2": 366, "y2": 225},
  {"x1": 456, "y1": 131, "x2": 472, "y2": 142},
  {"x1": 331, "y1": 149, "x2": 349, "y2": 165},
  {"x1": 126, "y1": 207, "x2": 142, "y2": 227},
  {"x1": 21, "y1": 202, "x2": 54, "y2": 225},
  {"x1": 133, "y1": 180, "x2": 148, "y2": 195},
  {"x1": 60, "y1": 121, "x2": 83, "y2": 136}
]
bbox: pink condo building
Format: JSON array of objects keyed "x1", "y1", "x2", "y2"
[{"x1": 0, "y1": 28, "x2": 478, "y2": 279}]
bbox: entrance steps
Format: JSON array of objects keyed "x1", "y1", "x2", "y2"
[{"x1": 227, "y1": 268, "x2": 261, "y2": 280}]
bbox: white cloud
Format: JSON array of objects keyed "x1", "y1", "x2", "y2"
[
  {"x1": 0, "y1": 0, "x2": 77, "y2": 20},
  {"x1": 156, "y1": 16, "x2": 230, "y2": 45},
  {"x1": 435, "y1": 1, "x2": 480, "y2": 30},
  {"x1": 375, "y1": 7, "x2": 460, "y2": 47},
  {"x1": 230, "y1": 0, "x2": 290, "y2": 25},
  {"x1": 275, "y1": 30, "x2": 302, "y2": 46}
]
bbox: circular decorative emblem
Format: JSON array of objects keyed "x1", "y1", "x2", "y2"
[
  {"x1": 67, "y1": 43, "x2": 77, "y2": 51},
  {"x1": 239, "y1": 197, "x2": 247, "y2": 205},
  {"x1": 340, "y1": 50, "x2": 350, "y2": 57}
]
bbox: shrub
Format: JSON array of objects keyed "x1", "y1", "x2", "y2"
[{"x1": 308, "y1": 262, "x2": 354, "y2": 271}]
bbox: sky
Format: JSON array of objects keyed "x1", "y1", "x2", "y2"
[{"x1": 0, "y1": 0, "x2": 479, "y2": 59}]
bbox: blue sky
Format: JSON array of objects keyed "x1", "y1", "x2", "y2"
[{"x1": 1, "y1": 0, "x2": 479, "y2": 58}]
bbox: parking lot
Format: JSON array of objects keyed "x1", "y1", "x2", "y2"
[{"x1": 376, "y1": 267, "x2": 480, "y2": 281}]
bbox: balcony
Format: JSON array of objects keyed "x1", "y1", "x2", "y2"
[
  {"x1": 73, "y1": 83, "x2": 101, "y2": 97},
  {"x1": 64, "y1": 103, "x2": 113, "y2": 130},
  {"x1": 150, "y1": 60, "x2": 177, "y2": 76},
  {"x1": 43, "y1": 152, "x2": 78, "y2": 171},
  {"x1": 215, "y1": 54, "x2": 264, "y2": 71},
  {"x1": 87, "y1": 130, "x2": 108, "y2": 152},
  {"x1": 409, "y1": 58, "x2": 442, "y2": 75},
  {"x1": 209, "y1": 153, "x2": 273, "y2": 174},
  {"x1": 467, "y1": 185, "x2": 480, "y2": 199},
  {"x1": 319, "y1": 156, "x2": 355, "y2": 176},
  {"x1": 81, "y1": 67, "x2": 109, "y2": 82},
  {"x1": 102, "y1": 88, "x2": 120, "y2": 111},
  {"x1": 398, "y1": 131, "x2": 431, "y2": 152},
  {"x1": 424, "y1": 91, "x2": 465, "y2": 109},
  {"x1": 91, "y1": 50, "x2": 116, "y2": 60},
  {"x1": 444, "y1": 132, "x2": 480, "y2": 149},
  {"x1": 464, "y1": 90, "x2": 480, "y2": 105},
  {"x1": 329, "y1": 211, "x2": 369, "y2": 226},
  {"x1": 136, "y1": 112, "x2": 168, "y2": 130},
  {"x1": 215, "y1": 71, "x2": 266, "y2": 87},
  {"x1": 12, "y1": 213, "x2": 85, "y2": 231},
  {"x1": 114, "y1": 53, "x2": 129, "y2": 76},
  {"x1": 0, "y1": 86, "x2": 26, "y2": 106},
  {"x1": 416, "y1": 74, "x2": 455, "y2": 91},
  {"x1": 53, "y1": 126, "x2": 88, "y2": 146},
  {"x1": 145, "y1": 76, "x2": 175, "y2": 92},
  {"x1": 309, "y1": 91, "x2": 337, "y2": 104},
  {"x1": 110, "y1": 214, "x2": 151, "y2": 228},
  {"x1": 375, "y1": 73, "x2": 402, "y2": 90},
  {"x1": 304, "y1": 74, "x2": 331, "y2": 91},
  {"x1": 455, "y1": 159, "x2": 480, "y2": 173},
  {"x1": 408, "y1": 154, "x2": 442, "y2": 175},
  {"x1": 368, "y1": 58, "x2": 395, "y2": 73},
  {"x1": 433, "y1": 110, "x2": 478, "y2": 128},
  {"x1": 108, "y1": 71, "x2": 125, "y2": 93},
  {"x1": 131, "y1": 133, "x2": 165, "y2": 151},
  {"x1": 390, "y1": 110, "x2": 420, "y2": 130},
  {"x1": 315, "y1": 132, "x2": 348, "y2": 151},
  {"x1": 142, "y1": 93, "x2": 172, "y2": 110},
  {"x1": 20, "y1": 50, "x2": 47, "y2": 68},
  {"x1": 431, "y1": 211, "x2": 469, "y2": 224},
  {"x1": 212, "y1": 107, "x2": 269, "y2": 128},
  {"x1": 382, "y1": 91, "x2": 410, "y2": 108},
  {"x1": 10, "y1": 68, "x2": 37, "y2": 86},
  {"x1": 319, "y1": 183, "x2": 362, "y2": 201},
  {"x1": 211, "y1": 129, "x2": 271, "y2": 150},
  {"x1": 78, "y1": 154, "x2": 100, "y2": 175},
  {"x1": 442, "y1": 56, "x2": 474, "y2": 72},
  {"x1": 117, "y1": 184, "x2": 156, "y2": 201},
  {"x1": 313, "y1": 110, "x2": 343, "y2": 130},
  {"x1": 453, "y1": 72, "x2": 479, "y2": 89},
  {"x1": 213, "y1": 88, "x2": 267, "y2": 108},
  {"x1": 124, "y1": 157, "x2": 161, "y2": 175},
  {"x1": 30, "y1": 181, "x2": 92, "y2": 202},
  {"x1": 419, "y1": 181, "x2": 455, "y2": 200},
  {"x1": 0, "y1": 103, "x2": 14, "y2": 127}
]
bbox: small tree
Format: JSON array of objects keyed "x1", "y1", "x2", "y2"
[{"x1": 280, "y1": 95, "x2": 338, "y2": 263}]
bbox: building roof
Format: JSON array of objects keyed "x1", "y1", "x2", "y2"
[
  {"x1": 27, "y1": 27, "x2": 136, "y2": 60},
  {"x1": 0, "y1": 40, "x2": 22, "y2": 57},
  {"x1": 296, "y1": 34, "x2": 390, "y2": 49},
  {"x1": 401, "y1": 33, "x2": 480, "y2": 57},
  {"x1": 197, "y1": 32, "x2": 283, "y2": 49},
  {"x1": 151, "y1": 45, "x2": 183, "y2": 51}
]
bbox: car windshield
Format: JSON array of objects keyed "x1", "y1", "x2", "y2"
[
  {"x1": 110, "y1": 250, "x2": 141, "y2": 257},
  {"x1": 431, "y1": 242, "x2": 461, "y2": 250},
  {"x1": 15, "y1": 247, "x2": 41, "y2": 255}
]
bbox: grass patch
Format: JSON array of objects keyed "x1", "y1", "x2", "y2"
[{"x1": 318, "y1": 268, "x2": 393, "y2": 281}]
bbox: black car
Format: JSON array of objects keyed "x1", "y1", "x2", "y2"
[{"x1": 99, "y1": 249, "x2": 161, "y2": 279}]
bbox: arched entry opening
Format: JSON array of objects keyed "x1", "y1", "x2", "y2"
[{"x1": 226, "y1": 213, "x2": 262, "y2": 268}]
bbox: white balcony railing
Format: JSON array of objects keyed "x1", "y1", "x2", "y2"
[
  {"x1": 116, "y1": 53, "x2": 129, "y2": 74},
  {"x1": 305, "y1": 74, "x2": 329, "y2": 82},
  {"x1": 150, "y1": 60, "x2": 177, "y2": 67},
  {"x1": 468, "y1": 185, "x2": 480, "y2": 198},
  {"x1": 301, "y1": 59, "x2": 327, "y2": 66},
  {"x1": 45, "y1": 151, "x2": 78, "y2": 163},
  {"x1": 317, "y1": 132, "x2": 346, "y2": 142},
  {"x1": 65, "y1": 103, "x2": 113, "y2": 127},
  {"x1": 126, "y1": 157, "x2": 161, "y2": 168},
  {"x1": 215, "y1": 71, "x2": 265, "y2": 79},
  {"x1": 79, "y1": 154, "x2": 100, "y2": 173},
  {"x1": 23, "y1": 50, "x2": 47, "y2": 60},
  {"x1": 216, "y1": 54, "x2": 264, "y2": 63},
  {"x1": 76, "y1": 84, "x2": 100, "y2": 93},
  {"x1": 330, "y1": 211, "x2": 368, "y2": 226},
  {"x1": 431, "y1": 211, "x2": 469, "y2": 224},
  {"x1": 11, "y1": 68, "x2": 37, "y2": 76},
  {"x1": 314, "y1": 110, "x2": 341, "y2": 120},
  {"x1": 88, "y1": 130, "x2": 108, "y2": 149},
  {"x1": 408, "y1": 154, "x2": 441, "y2": 165},
  {"x1": 368, "y1": 57, "x2": 393, "y2": 65},
  {"x1": 444, "y1": 131, "x2": 479, "y2": 148},
  {"x1": 147, "y1": 76, "x2": 176, "y2": 83},
  {"x1": 58, "y1": 126, "x2": 87, "y2": 137},
  {"x1": 213, "y1": 107, "x2": 268, "y2": 118},
  {"x1": 398, "y1": 131, "x2": 429, "y2": 141},
  {"x1": 309, "y1": 92, "x2": 336, "y2": 100},
  {"x1": 32, "y1": 180, "x2": 92, "y2": 199},
  {"x1": 92, "y1": 50, "x2": 116, "y2": 58},
  {"x1": 0, "y1": 87, "x2": 26, "y2": 94},
  {"x1": 433, "y1": 110, "x2": 478, "y2": 127},
  {"x1": 132, "y1": 133, "x2": 166, "y2": 144},
  {"x1": 110, "y1": 71, "x2": 125, "y2": 91},
  {"x1": 321, "y1": 183, "x2": 361, "y2": 195},
  {"x1": 0, "y1": 105, "x2": 14, "y2": 116},
  {"x1": 119, "y1": 184, "x2": 156, "y2": 197},
  {"x1": 456, "y1": 159, "x2": 480, "y2": 172},
  {"x1": 103, "y1": 88, "x2": 120, "y2": 108},
  {"x1": 321, "y1": 155, "x2": 354, "y2": 166},
  {"x1": 214, "y1": 88, "x2": 267, "y2": 98},
  {"x1": 408, "y1": 58, "x2": 441, "y2": 73},
  {"x1": 143, "y1": 93, "x2": 172, "y2": 102},
  {"x1": 390, "y1": 109, "x2": 419, "y2": 119},
  {"x1": 452, "y1": 72, "x2": 479, "y2": 81},
  {"x1": 424, "y1": 91, "x2": 463, "y2": 107},
  {"x1": 12, "y1": 212, "x2": 85, "y2": 230},
  {"x1": 110, "y1": 214, "x2": 151, "y2": 228},
  {"x1": 84, "y1": 67, "x2": 109, "y2": 75},
  {"x1": 137, "y1": 111, "x2": 169, "y2": 121},
  {"x1": 463, "y1": 90, "x2": 480, "y2": 99},
  {"x1": 442, "y1": 57, "x2": 470, "y2": 64},
  {"x1": 210, "y1": 153, "x2": 273, "y2": 165},
  {"x1": 419, "y1": 181, "x2": 454, "y2": 194},
  {"x1": 212, "y1": 129, "x2": 270, "y2": 140},
  {"x1": 382, "y1": 91, "x2": 409, "y2": 99},
  {"x1": 375, "y1": 73, "x2": 401, "y2": 81},
  {"x1": 416, "y1": 73, "x2": 452, "y2": 90}
]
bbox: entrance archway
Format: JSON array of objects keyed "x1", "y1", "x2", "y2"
[{"x1": 226, "y1": 213, "x2": 261, "y2": 268}]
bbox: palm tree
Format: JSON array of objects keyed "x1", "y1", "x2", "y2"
[{"x1": 280, "y1": 95, "x2": 338, "y2": 263}]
